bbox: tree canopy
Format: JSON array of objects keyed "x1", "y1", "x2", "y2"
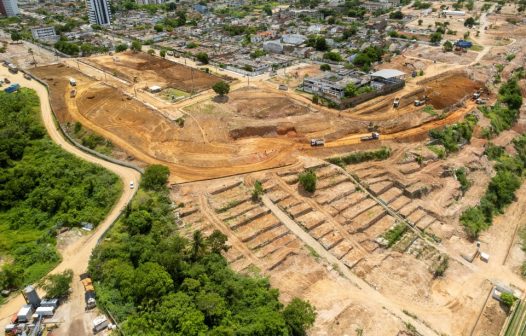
[
  {"x1": 142, "y1": 164, "x2": 170, "y2": 191},
  {"x1": 212, "y1": 81, "x2": 230, "y2": 96},
  {"x1": 89, "y1": 184, "x2": 316, "y2": 335},
  {"x1": 0, "y1": 89, "x2": 120, "y2": 291}
]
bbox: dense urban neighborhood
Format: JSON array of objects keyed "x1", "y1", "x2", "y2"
[{"x1": 0, "y1": 0, "x2": 526, "y2": 334}]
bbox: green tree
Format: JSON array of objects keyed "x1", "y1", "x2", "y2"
[
  {"x1": 212, "y1": 81, "x2": 230, "y2": 96},
  {"x1": 464, "y1": 17, "x2": 476, "y2": 27},
  {"x1": 196, "y1": 52, "x2": 209, "y2": 64},
  {"x1": 115, "y1": 43, "x2": 128, "y2": 52},
  {"x1": 160, "y1": 49, "x2": 166, "y2": 58},
  {"x1": 131, "y1": 40, "x2": 142, "y2": 52},
  {"x1": 284, "y1": 298, "x2": 317, "y2": 336},
  {"x1": 147, "y1": 49, "x2": 155, "y2": 55},
  {"x1": 124, "y1": 210, "x2": 153, "y2": 235},
  {"x1": 142, "y1": 164, "x2": 170, "y2": 191},
  {"x1": 299, "y1": 170, "x2": 316, "y2": 193},
  {"x1": 154, "y1": 24, "x2": 164, "y2": 32},
  {"x1": 10, "y1": 31, "x2": 21, "y2": 41},
  {"x1": 134, "y1": 262, "x2": 174, "y2": 303},
  {"x1": 40, "y1": 269, "x2": 73, "y2": 299},
  {"x1": 344, "y1": 83, "x2": 357, "y2": 97},
  {"x1": 389, "y1": 10, "x2": 403, "y2": 19}
]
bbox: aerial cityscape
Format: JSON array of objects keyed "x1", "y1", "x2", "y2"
[{"x1": 0, "y1": 0, "x2": 525, "y2": 334}]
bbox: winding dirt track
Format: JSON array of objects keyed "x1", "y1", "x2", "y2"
[{"x1": 0, "y1": 66, "x2": 141, "y2": 334}]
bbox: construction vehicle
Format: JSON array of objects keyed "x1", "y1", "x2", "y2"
[
  {"x1": 472, "y1": 91, "x2": 481, "y2": 99},
  {"x1": 476, "y1": 98, "x2": 487, "y2": 105},
  {"x1": 361, "y1": 132, "x2": 380, "y2": 141},
  {"x1": 80, "y1": 273, "x2": 96, "y2": 310},
  {"x1": 414, "y1": 99, "x2": 425, "y2": 106},
  {"x1": 7, "y1": 64, "x2": 18, "y2": 74},
  {"x1": 4, "y1": 83, "x2": 20, "y2": 93},
  {"x1": 393, "y1": 98, "x2": 400, "y2": 108},
  {"x1": 310, "y1": 139, "x2": 325, "y2": 146},
  {"x1": 70, "y1": 89, "x2": 77, "y2": 98},
  {"x1": 69, "y1": 78, "x2": 77, "y2": 86}
]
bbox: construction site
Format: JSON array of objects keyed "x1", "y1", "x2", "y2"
[{"x1": 2, "y1": 6, "x2": 523, "y2": 334}]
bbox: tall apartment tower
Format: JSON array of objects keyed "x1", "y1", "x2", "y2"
[
  {"x1": 86, "y1": 0, "x2": 111, "y2": 26},
  {"x1": 0, "y1": 0, "x2": 20, "y2": 17}
]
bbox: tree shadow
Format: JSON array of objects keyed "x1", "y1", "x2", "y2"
[{"x1": 213, "y1": 95, "x2": 229, "y2": 103}]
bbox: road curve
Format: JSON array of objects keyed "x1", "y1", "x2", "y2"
[{"x1": 0, "y1": 66, "x2": 141, "y2": 334}]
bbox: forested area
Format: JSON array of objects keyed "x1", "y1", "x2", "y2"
[
  {"x1": 0, "y1": 89, "x2": 121, "y2": 297},
  {"x1": 90, "y1": 165, "x2": 316, "y2": 335}
]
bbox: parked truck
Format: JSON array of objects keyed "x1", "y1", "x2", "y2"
[
  {"x1": 310, "y1": 139, "x2": 325, "y2": 146},
  {"x1": 8, "y1": 64, "x2": 18, "y2": 74},
  {"x1": 80, "y1": 273, "x2": 96, "y2": 310},
  {"x1": 92, "y1": 315, "x2": 109, "y2": 333},
  {"x1": 361, "y1": 132, "x2": 380, "y2": 141},
  {"x1": 4, "y1": 84, "x2": 20, "y2": 93}
]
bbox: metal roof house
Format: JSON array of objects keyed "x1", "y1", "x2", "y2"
[{"x1": 370, "y1": 69, "x2": 406, "y2": 80}]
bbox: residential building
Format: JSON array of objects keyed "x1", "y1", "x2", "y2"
[
  {"x1": 263, "y1": 40, "x2": 283, "y2": 54},
  {"x1": 0, "y1": 0, "x2": 19, "y2": 17},
  {"x1": 31, "y1": 26, "x2": 58, "y2": 41},
  {"x1": 86, "y1": 0, "x2": 111, "y2": 25}
]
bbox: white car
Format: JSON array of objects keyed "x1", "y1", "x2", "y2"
[{"x1": 129, "y1": 181, "x2": 134, "y2": 189}]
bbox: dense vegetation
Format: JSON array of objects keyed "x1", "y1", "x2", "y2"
[
  {"x1": 461, "y1": 136, "x2": 526, "y2": 239},
  {"x1": 481, "y1": 78, "x2": 522, "y2": 137},
  {"x1": 429, "y1": 114, "x2": 477, "y2": 154},
  {"x1": 327, "y1": 147, "x2": 391, "y2": 167},
  {"x1": 0, "y1": 89, "x2": 121, "y2": 293},
  {"x1": 89, "y1": 178, "x2": 316, "y2": 335}
]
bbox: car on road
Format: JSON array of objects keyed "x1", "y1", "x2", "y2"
[{"x1": 130, "y1": 181, "x2": 134, "y2": 189}]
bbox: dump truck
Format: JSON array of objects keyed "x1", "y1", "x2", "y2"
[
  {"x1": 476, "y1": 98, "x2": 487, "y2": 105},
  {"x1": 80, "y1": 273, "x2": 96, "y2": 310},
  {"x1": 414, "y1": 99, "x2": 425, "y2": 106},
  {"x1": 393, "y1": 98, "x2": 400, "y2": 108},
  {"x1": 4, "y1": 84, "x2": 20, "y2": 93},
  {"x1": 361, "y1": 132, "x2": 380, "y2": 141},
  {"x1": 310, "y1": 139, "x2": 325, "y2": 146}
]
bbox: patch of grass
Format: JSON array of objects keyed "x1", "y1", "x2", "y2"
[
  {"x1": 306, "y1": 245, "x2": 320, "y2": 260},
  {"x1": 160, "y1": 88, "x2": 190, "y2": 101},
  {"x1": 216, "y1": 199, "x2": 243, "y2": 213},
  {"x1": 383, "y1": 223, "x2": 408, "y2": 247},
  {"x1": 427, "y1": 145, "x2": 446, "y2": 159}
]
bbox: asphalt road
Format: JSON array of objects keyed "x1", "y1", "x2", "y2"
[{"x1": 0, "y1": 66, "x2": 141, "y2": 335}]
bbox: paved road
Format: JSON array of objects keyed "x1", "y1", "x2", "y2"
[{"x1": 0, "y1": 66, "x2": 141, "y2": 335}]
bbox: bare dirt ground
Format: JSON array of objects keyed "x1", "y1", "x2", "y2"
[{"x1": 87, "y1": 52, "x2": 228, "y2": 93}]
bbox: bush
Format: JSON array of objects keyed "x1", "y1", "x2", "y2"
[
  {"x1": 454, "y1": 168, "x2": 471, "y2": 194},
  {"x1": 327, "y1": 147, "x2": 391, "y2": 167},
  {"x1": 196, "y1": 52, "x2": 209, "y2": 64},
  {"x1": 40, "y1": 269, "x2": 73, "y2": 299},
  {"x1": 115, "y1": 44, "x2": 128, "y2": 52},
  {"x1": 142, "y1": 165, "x2": 170, "y2": 191},
  {"x1": 252, "y1": 180, "x2": 264, "y2": 201},
  {"x1": 501, "y1": 292, "x2": 516, "y2": 308},
  {"x1": 320, "y1": 64, "x2": 331, "y2": 71},
  {"x1": 323, "y1": 51, "x2": 343, "y2": 62},
  {"x1": 429, "y1": 114, "x2": 477, "y2": 153},
  {"x1": 299, "y1": 170, "x2": 317, "y2": 193}
]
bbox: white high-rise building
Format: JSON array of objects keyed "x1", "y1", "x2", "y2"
[
  {"x1": 86, "y1": 0, "x2": 111, "y2": 26},
  {"x1": 0, "y1": 0, "x2": 20, "y2": 17}
]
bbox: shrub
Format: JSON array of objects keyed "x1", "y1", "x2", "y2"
[
  {"x1": 252, "y1": 180, "x2": 264, "y2": 201},
  {"x1": 383, "y1": 223, "x2": 407, "y2": 247},
  {"x1": 299, "y1": 170, "x2": 317, "y2": 193},
  {"x1": 320, "y1": 64, "x2": 331, "y2": 71},
  {"x1": 196, "y1": 52, "x2": 209, "y2": 64},
  {"x1": 327, "y1": 147, "x2": 391, "y2": 166},
  {"x1": 40, "y1": 269, "x2": 73, "y2": 299},
  {"x1": 501, "y1": 292, "x2": 516, "y2": 308}
]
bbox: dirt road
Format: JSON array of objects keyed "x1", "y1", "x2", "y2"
[{"x1": 0, "y1": 66, "x2": 141, "y2": 335}]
